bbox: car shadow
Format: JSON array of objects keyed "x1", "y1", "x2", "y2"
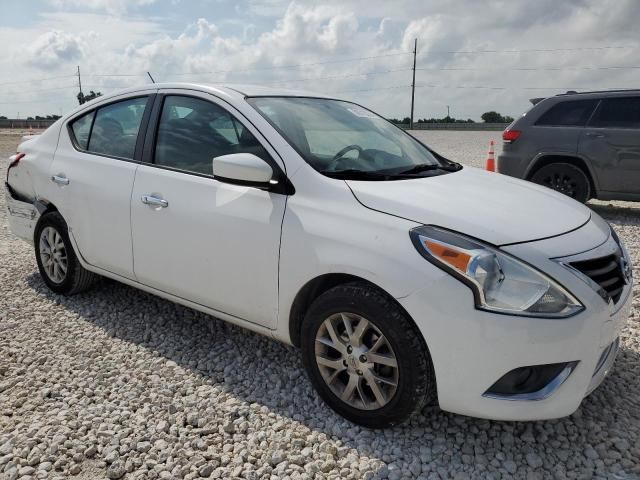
[{"x1": 24, "y1": 271, "x2": 640, "y2": 478}]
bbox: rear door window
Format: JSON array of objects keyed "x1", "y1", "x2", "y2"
[
  {"x1": 588, "y1": 97, "x2": 640, "y2": 129},
  {"x1": 535, "y1": 99, "x2": 598, "y2": 127},
  {"x1": 87, "y1": 97, "x2": 149, "y2": 159}
]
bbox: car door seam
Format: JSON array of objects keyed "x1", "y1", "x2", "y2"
[{"x1": 130, "y1": 164, "x2": 140, "y2": 281}]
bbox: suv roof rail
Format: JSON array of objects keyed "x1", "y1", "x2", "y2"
[{"x1": 555, "y1": 88, "x2": 640, "y2": 97}]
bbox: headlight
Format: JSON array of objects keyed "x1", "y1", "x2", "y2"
[{"x1": 410, "y1": 225, "x2": 583, "y2": 318}]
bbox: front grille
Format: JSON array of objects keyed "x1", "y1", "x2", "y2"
[{"x1": 571, "y1": 252, "x2": 625, "y2": 303}]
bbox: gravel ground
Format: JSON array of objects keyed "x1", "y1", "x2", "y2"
[{"x1": 1, "y1": 131, "x2": 639, "y2": 480}]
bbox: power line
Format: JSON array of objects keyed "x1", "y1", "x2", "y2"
[
  {"x1": 415, "y1": 83, "x2": 637, "y2": 91},
  {"x1": 168, "y1": 52, "x2": 412, "y2": 77},
  {"x1": 429, "y1": 45, "x2": 638, "y2": 54},
  {"x1": 0, "y1": 84, "x2": 79, "y2": 102},
  {"x1": 416, "y1": 65, "x2": 640, "y2": 72},
  {"x1": 257, "y1": 68, "x2": 412, "y2": 85},
  {"x1": 0, "y1": 74, "x2": 76, "y2": 87},
  {"x1": 78, "y1": 68, "x2": 412, "y2": 90},
  {"x1": 0, "y1": 99, "x2": 64, "y2": 105},
  {"x1": 329, "y1": 85, "x2": 412, "y2": 95},
  {"x1": 82, "y1": 73, "x2": 145, "y2": 77}
]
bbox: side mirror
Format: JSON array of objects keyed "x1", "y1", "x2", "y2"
[{"x1": 212, "y1": 153, "x2": 274, "y2": 186}]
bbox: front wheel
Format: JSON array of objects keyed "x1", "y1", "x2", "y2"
[
  {"x1": 300, "y1": 282, "x2": 436, "y2": 428},
  {"x1": 529, "y1": 162, "x2": 591, "y2": 203},
  {"x1": 34, "y1": 211, "x2": 97, "y2": 295}
]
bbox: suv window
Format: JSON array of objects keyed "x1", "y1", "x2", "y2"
[
  {"x1": 87, "y1": 97, "x2": 149, "y2": 159},
  {"x1": 154, "y1": 95, "x2": 271, "y2": 176},
  {"x1": 70, "y1": 111, "x2": 95, "y2": 149},
  {"x1": 589, "y1": 97, "x2": 640, "y2": 129},
  {"x1": 535, "y1": 99, "x2": 598, "y2": 127}
]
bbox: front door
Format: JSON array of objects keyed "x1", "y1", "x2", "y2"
[
  {"x1": 579, "y1": 96, "x2": 640, "y2": 195},
  {"x1": 130, "y1": 92, "x2": 287, "y2": 328}
]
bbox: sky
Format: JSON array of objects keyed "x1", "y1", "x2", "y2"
[{"x1": 1, "y1": 0, "x2": 639, "y2": 120}]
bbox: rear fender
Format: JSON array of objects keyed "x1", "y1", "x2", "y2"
[{"x1": 526, "y1": 152, "x2": 600, "y2": 195}]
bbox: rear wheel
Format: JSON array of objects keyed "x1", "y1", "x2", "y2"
[
  {"x1": 300, "y1": 282, "x2": 436, "y2": 428},
  {"x1": 530, "y1": 162, "x2": 591, "y2": 203},
  {"x1": 34, "y1": 212, "x2": 97, "y2": 295}
]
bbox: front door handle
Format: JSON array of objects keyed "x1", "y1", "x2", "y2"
[
  {"x1": 141, "y1": 195, "x2": 168, "y2": 208},
  {"x1": 51, "y1": 175, "x2": 69, "y2": 185},
  {"x1": 585, "y1": 132, "x2": 606, "y2": 138}
]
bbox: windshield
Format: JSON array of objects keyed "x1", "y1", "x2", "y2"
[{"x1": 247, "y1": 97, "x2": 460, "y2": 179}]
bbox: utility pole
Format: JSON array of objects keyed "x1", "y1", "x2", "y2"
[
  {"x1": 77, "y1": 65, "x2": 83, "y2": 99},
  {"x1": 410, "y1": 38, "x2": 417, "y2": 130},
  {"x1": 447, "y1": 105, "x2": 450, "y2": 119}
]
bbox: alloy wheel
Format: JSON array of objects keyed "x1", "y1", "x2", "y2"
[
  {"x1": 39, "y1": 226, "x2": 68, "y2": 283},
  {"x1": 314, "y1": 312, "x2": 399, "y2": 410},
  {"x1": 541, "y1": 172, "x2": 578, "y2": 198}
]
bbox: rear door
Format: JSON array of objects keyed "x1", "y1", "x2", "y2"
[
  {"x1": 48, "y1": 92, "x2": 155, "y2": 279},
  {"x1": 529, "y1": 99, "x2": 599, "y2": 160},
  {"x1": 579, "y1": 96, "x2": 640, "y2": 195}
]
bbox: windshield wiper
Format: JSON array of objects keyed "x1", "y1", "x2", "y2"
[
  {"x1": 395, "y1": 163, "x2": 461, "y2": 175},
  {"x1": 321, "y1": 169, "x2": 404, "y2": 180},
  {"x1": 322, "y1": 163, "x2": 462, "y2": 180}
]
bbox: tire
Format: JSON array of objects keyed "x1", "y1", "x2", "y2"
[
  {"x1": 34, "y1": 211, "x2": 97, "y2": 295},
  {"x1": 300, "y1": 282, "x2": 436, "y2": 428},
  {"x1": 529, "y1": 162, "x2": 591, "y2": 203}
]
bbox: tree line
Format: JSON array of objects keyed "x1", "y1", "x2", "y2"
[
  {"x1": 0, "y1": 90, "x2": 104, "y2": 121},
  {"x1": 0, "y1": 114, "x2": 62, "y2": 121},
  {"x1": 388, "y1": 111, "x2": 514, "y2": 125}
]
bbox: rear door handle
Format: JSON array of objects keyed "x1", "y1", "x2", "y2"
[
  {"x1": 585, "y1": 132, "x2": 606, "y2": 138},
  {"x1": 51, "y1": 175, "x2": 69, "y2": 185},
  {"x1": 141, "y1": 195, "x2": 168, "y2": 208}
]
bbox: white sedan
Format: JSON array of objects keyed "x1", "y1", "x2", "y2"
[{"x1": 5, "y1": 83, "x2": 633, "y2": 427}]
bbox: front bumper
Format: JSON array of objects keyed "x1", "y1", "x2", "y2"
[
  {"x1": 399, "y1": 227, "x2": 633, "y2": 421},
  {"x1": 5, "y1": 183, "x2": 39, "y2": 244}
]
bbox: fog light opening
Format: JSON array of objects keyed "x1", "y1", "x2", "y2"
[{"x1": 484, "y1": 361, "x2": 579, "y2": 401}]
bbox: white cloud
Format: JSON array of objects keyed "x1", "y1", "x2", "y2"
[
  {"x1": 49, "y1": 0, "x2": 157, "y2": 15},
  {"x1": 2, "y1": 0, "x2": 640, "y2": 120},
  {"x1": 27, "y1": 31, "x2": 86, "y2": 69}
]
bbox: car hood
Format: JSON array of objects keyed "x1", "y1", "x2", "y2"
[{"x1": 346, "y1": 166, "x2": 592, "y2": 246}]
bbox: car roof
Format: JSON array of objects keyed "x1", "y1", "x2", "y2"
[
  {"x1": 64, "y1": 82, "x2": 348, "y2": 121},
  {"x1": 555, "y1": 88, "x2": 640, "y2": 99},
  {"x1": 528, "y1": 88, "x2": 640, "y2": 106},
  {"x1": 91, "y1": 82, "x2": 339, "y2": 101}
]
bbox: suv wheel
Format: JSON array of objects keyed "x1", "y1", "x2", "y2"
[
  {"x1": 530, "y1": 162, "x2": 591, "y2": 203},
  {"x1": 300, "y1": 282, "x2": 436, "y2": 428},
  {"x1": 35, "y1": 212, "x2": 97, "y2": 295}
]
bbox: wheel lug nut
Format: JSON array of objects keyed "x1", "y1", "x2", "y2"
[
  {"x1": 342, "y1": 360, "x2": 348, "y2": 367},
  {"x1": 359, "y1": 355, "x2": 367, "y2": 363},
  {"x1": 356, "y1": 369, "x2": 363, "y2": 376},
  {"x1": 347, "y1": 346, "x2": 353, "y2": 354}
]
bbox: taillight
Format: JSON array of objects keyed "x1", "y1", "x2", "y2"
[
  {"x1": 9, "y1": 152, "x2": 25, "y2": 168},
  {"x1": 502, "y1": 130, "x2": 521, "y2": 144}
]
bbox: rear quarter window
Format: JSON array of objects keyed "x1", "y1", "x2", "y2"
[
  {"x1": 70, "y1": 111, "x2": 95, "y2": 149},
  {"x1": 589, "y1": 97, "x2": 640, "y2": 129},
  {"x1": 535, "y1": 99, "x2": 598, "y2": 127}
]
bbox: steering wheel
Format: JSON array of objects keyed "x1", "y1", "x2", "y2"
[{"x1": 326, "y1": 144, "x2": 363, "y2": 171}]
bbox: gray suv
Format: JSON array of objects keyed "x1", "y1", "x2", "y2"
[{"x1": 497, "y1": 90, "x2": 640, "y2": 203}]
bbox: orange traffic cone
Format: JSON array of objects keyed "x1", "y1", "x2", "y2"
[{"x1": 485, "y1": 140, "x2": 495, "y2": 172}]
